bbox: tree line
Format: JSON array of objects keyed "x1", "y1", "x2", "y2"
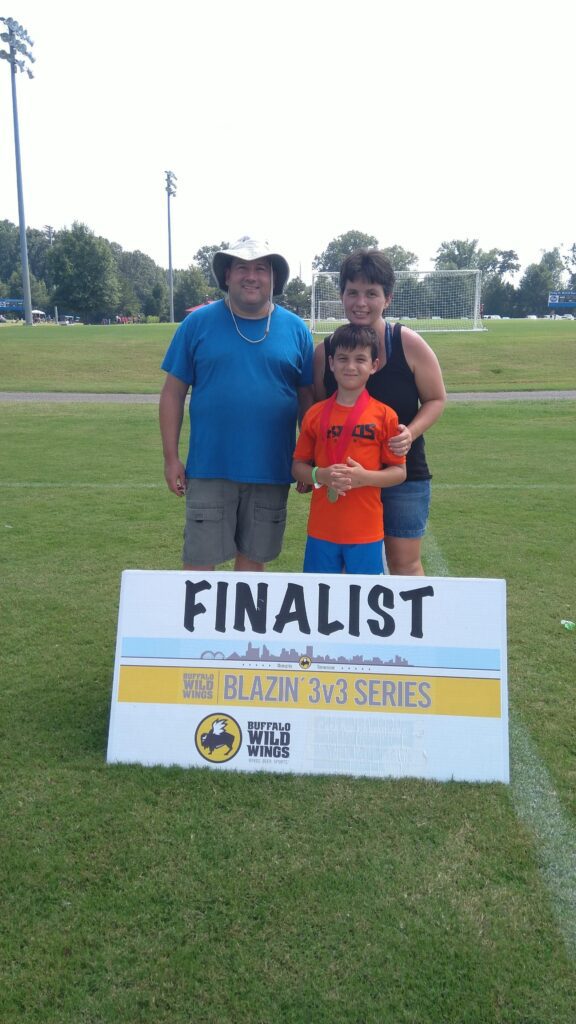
[
  {"x1": 1, "y1": 221, "x2": 574, "y2": 323},
  {"x1": 313, "y1": 232, "x2": 576, "y2": 318}
]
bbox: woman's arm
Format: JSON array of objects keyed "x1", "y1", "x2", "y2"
[
  {"x1": 312, "y1": 342, "x2": 328, "y2": 401},
  {"x1": 393, "y1": 327, "x2": 447, "y2": 444}
]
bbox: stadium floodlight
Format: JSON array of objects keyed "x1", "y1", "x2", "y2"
[
  {"x1": 165, "y1": 170, "x2": 177, "y2": 322},
  {"x1": 311, "y1": 269, "x2": 484, "y2": 334},
  {"x1": 1, "y1": 17, "x2": 35, "y2": 326}
]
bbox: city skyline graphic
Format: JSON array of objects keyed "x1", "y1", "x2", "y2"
[{"x1": 202, "y1": 641, "x2": 411, "y2": 668}]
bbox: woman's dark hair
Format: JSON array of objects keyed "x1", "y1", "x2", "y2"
[{"x1": 339, "y1": 249, "x2": 395, "y2": 299}]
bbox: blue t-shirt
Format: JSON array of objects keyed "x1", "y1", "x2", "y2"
[{"x1": 161, "y1": 301, "x2": 314, "y2": 484}]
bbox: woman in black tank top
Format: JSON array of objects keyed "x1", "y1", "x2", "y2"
[{"x1": 312, "y1": 249, "x2": 446, "y2": 575}]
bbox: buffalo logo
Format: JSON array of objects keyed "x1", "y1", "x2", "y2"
[
  {"x1": 299, "y1": 654, "x2": 312, "y2": 669},
  {"x1": 195, "y1": 714, "x2": 242, "y2": 763}
]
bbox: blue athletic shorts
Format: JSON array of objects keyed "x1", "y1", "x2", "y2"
[
  {"x1": 303, "y1": 537, "x2": 384, "y2": 574},
  {"x1": 381, "y1": 479, "x2": 431, "y2": 539}
]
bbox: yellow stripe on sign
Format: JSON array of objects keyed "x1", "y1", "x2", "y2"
[
  {"x1": 427, "y1": 677, "x2": 501, "y2": 717},
  {"x1": 119, "y1": 666, "x2": 219, "y2": 704},
  {"x1": 118, "y1": 666, "x2": 501, "y2": 718}
]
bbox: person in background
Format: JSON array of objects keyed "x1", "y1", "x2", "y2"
[{"x1": 312, "y1": 249, "x2": 446, "y2": 575}]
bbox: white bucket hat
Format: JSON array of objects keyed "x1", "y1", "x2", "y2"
[{"x1": 211, "y1": 236, "x2": 290, "y2": 295}]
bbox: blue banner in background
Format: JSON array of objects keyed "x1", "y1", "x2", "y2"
[{"x1": 548, "y1": 291, "x2": 576, "y2": 308}]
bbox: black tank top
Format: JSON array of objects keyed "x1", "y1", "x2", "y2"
[{"x1": 322, "y1": 323, "x2": 431, "y2": 481}]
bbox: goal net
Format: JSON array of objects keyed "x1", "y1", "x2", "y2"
[{"x1": 310, "y1": 269, "x2": 483, "y2": 334}]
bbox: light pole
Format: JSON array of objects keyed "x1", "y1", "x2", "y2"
[
  {"x1": 1, "y1": 17, "x2": 35, "y2": 326},
  {"x1": 165, "y1": 170, "x2": 177, "y2": 323}
]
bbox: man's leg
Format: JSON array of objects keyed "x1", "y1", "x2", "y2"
[
  {"x1": 182, "y1": 478, "x2": 237, "y2": 570},
  {"x1": 236, "y1": 483, "x2": 290, "y2": 570},
  {"x1": 234, "y1": 554, "x2": 264, "y2": 572}
]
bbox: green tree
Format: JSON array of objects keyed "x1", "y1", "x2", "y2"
[
  {"x1": 0, "y1": 219, "x2": 19, "y2": 283},
  {"x1": 48, "y1": 222, "x2": 120, "y2": 322},
  {"x1": 481, "y1": 277, "x2": 517, "y2": 317},
  {"x1": 115, "y1": 248, "x2": 169, "y2": 317},
  {"x1": 563, "y1": 243, "x2": 576, "y2": 288},
  {"x1": 30, "y1": 273, "x2": 50, "y2": 312},
  {"x1": 193, "y1": 242, "x2": 229, "y2": 285},
  {"x1": 173, "y1": 265, "x2": 211, "y2": 321},
  {"x1": 380, "y1": 245, "x2": 418, "y2": 271},
  {"x1": 115, "y1": 278, "x2": 141, "y2": 318},
  {"x1": 6, "y1": 268, "x2": 50, "y2": 312},
  {"x1": 515, "y1": 262, "x2": 555, "y2": 316},
  {"x1": 434, "y1": 239, "x2": 481, "y2": 269},
  {"x1": 26, "y1": 227, "x2": 54, "y2": 286},
  {"x1": 147, "y1": 282, "x2": 169, "y2": 320},
  {"x1": 476, "y1": 248, "x2": 520, "y2": 279},
  {"x1": 313, "y1": 230, "x2": 379, "y2": 271},
  {"x1": 435, "y1": 240, "x2": 521, "y2": 308},
  {"x1": 278, "y1": 276, "x2": 311, "y2": 317},
  {"x1": 539, "y1": 248, "x2": 565, "y2": 289}
]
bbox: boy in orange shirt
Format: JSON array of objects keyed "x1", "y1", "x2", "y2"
[{"x1": 292, "y1": 324, "x2": 406, "y2": 573}]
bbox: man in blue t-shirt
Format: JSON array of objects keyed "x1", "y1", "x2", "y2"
[{"x1": 159, "y1": 237, "x2": 314, "y2": 572}]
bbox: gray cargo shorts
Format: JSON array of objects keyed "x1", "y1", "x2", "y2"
[{"x1": 183, "y1": 478, "x2": 290, "y2": 566}]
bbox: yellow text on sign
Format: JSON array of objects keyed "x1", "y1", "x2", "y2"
[{"x1": 118, "y1": 667, "x2": 501, "y2": 718}]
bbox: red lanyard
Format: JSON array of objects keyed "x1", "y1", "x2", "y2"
[{"x1": 319, "y1": 389, "x2": 370, "y2": 464}]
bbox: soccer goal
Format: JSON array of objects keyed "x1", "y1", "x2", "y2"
[{"x1": 310, "y1": 269, "x2": 484, "y2": 334}]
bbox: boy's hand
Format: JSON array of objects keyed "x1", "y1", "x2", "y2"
[
  {"x1": 343, "y1": 457, "x2": 367, "y2": 489},
  {"x1": 326, "y1": 461, "x2": 354, "y2": 495}
]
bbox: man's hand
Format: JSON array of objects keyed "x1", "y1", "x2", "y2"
[{"x1": 164, "y1": 457, "x2": 187, "y2": 496}]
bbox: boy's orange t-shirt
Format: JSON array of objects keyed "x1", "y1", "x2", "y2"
[{"x1": 293, "y1": 395, "x2": 405, "y2": 544}]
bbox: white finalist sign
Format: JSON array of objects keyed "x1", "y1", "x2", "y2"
[{"x1": 107, "y1": 571, "x2": 509, "y2": 783}]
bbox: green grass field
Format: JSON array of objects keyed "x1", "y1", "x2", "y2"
[
  {"x1": 1, "y1": 317, "x2": 575, "y2": 393},
  {"x1": 1, "y1": 323, "x2": 575, "y2": 1022}
]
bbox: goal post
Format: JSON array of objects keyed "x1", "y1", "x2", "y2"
[{"x1": 310, "y1": 269, "x2": 484, "y2": 334}]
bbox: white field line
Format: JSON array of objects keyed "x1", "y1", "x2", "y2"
[
  {"x1": 1, "y1": 482, "x2": 574, "y2": 492},
  {"x1": 434, "y1": 483, "x2": 575, "y2": 491},
  {"x1": 424, "y1": 529, "x2": 576, "y2": 958},
  {"x1": 0, "y1": 482, "x2": 164, "y2": 489}
]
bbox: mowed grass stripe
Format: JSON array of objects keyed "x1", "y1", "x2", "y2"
[
  {"x1": 424, "y1": 530, "x2": 576, "y2": 959},
  {"x1": 510, "y1": 716, "x2": 576, "y2": 958}
]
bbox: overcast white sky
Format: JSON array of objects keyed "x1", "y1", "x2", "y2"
[{"x1": 1, "y1": 0, "x2": 574, "y2": 284}]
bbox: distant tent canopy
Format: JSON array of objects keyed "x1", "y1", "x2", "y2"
[{"x1": 185, "y1": 301, "x2": 215, "y2": 314}]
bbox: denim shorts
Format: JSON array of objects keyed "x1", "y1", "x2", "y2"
[
  {"x1": 381, "y1": 479, "x2": 431, "y2": 539},
  {"x1": 183, "y1": 478, "x2": 290, "y2": 566}
]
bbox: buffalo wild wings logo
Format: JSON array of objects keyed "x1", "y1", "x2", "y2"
[{"x1": 195, "y1": 714, "x2": 242, "y2": 763}]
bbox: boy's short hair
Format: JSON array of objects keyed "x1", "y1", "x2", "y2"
[
  {"x1": 329, "y1": 323, "x2": 378, "y2": 362},
  {"x1": 339, "y1": 249, "x2": 395, "y2": 299}
]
